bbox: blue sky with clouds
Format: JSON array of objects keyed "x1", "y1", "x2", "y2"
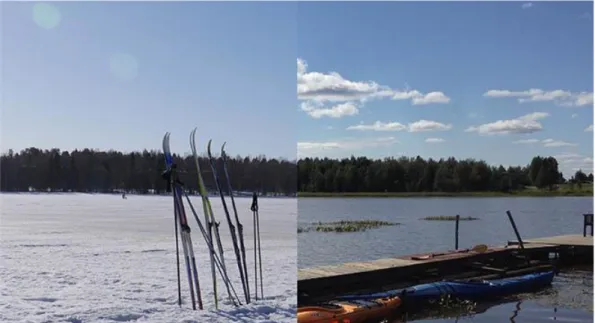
[
  {"x1": 2, "y1": 2, "x2": 297, "y2": 159},
  {"x1": 297, "y1": 1, "x2": 593, "y2": 177}
]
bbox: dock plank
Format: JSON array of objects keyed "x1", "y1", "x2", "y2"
[{"x1": 508, "y1": 234, "x2": 593, "y2": 247}]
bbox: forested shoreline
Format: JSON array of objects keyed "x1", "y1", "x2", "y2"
[
  {"x1": 297, "y1": 156, "x2": 593, "y2": 194},
  {"x1": 1, "y1": 148, "x2": 592, "y2": 196},
  {"x1": 0, "y1": 148, "x2": 296, "y2": 195}
]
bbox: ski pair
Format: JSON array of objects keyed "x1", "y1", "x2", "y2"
[
  {"x1": 204, "y1": 137, "x2": 251, "y2": 304},
  {"x1": 163, "y1": 132, "x2": 241, "y2": 309},
  {"x1": 190, "y1": 129, "x2": 226, "y2": 309},
  {"x1": 163, "y1": 133, "x2": 202, "y2": 310}
]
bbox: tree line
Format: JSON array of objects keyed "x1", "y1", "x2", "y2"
[
  {"x1": 0, "y1": 148, "x2": 297, "y2": 195},
  {"x1": 2, "y1": 148, "x2": 592, "y2": 195},
  {"x1": 297, "y1": 155, "x2": 593, "y2": 193}
]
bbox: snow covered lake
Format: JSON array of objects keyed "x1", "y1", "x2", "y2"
[{"x1": 0, "y1": 193, "x2": 297, "y2": 323}]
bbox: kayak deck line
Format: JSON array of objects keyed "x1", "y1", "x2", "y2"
[{"x1": 298, "y1": 234, "x2": 592, "y2": 305}]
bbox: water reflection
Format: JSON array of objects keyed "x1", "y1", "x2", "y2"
[
  {"x1": 510, "y1": 300, "x2": 522, "y2": 322},
  {"x1": 386, "y1": 298, "x2": 592, "y2": 323}
]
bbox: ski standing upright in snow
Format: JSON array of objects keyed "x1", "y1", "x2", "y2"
[
  {"x1": 164, "y1": 132, "x2": 241, "y2": 309},
  {"x1": 206, "y1": 139, "x2": 250, "y2": 304},
  {"x1": 189, "y1": 128, "x2": 224, "y2": 309},
  {"x1": 162, "y1": 132, "x2": 203, "y2": 310},
  {"x1": 221, "y1": 142, "x2": 251, "y2": 303}
]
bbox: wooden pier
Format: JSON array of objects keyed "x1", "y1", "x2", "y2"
[{"x1": 298, "y1": 234, "x2": 593, "y2": 304}]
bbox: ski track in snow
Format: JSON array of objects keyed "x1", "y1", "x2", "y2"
[{"x1": 0, "y1": 193, "x2": 297, "y2": 323}]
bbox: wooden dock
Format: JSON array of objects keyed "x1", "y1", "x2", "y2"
[
  {"x1": 507, "y1": 234, "x2": 593, "y2": 247},
  {"x1": 298, "y1": 234, "x2": 593, "y2": 304}
]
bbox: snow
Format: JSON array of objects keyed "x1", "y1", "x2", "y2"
[{"x1": 0, "y1": 193, "x2": 297, "y2": 323}]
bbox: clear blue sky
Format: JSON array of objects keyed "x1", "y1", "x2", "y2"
[
  {"x1": 2, "y1": 2, "x2": 297, "y2": 159},
  {"x1": 297, "y1": 1, "x2": 593, "y2": 177}
]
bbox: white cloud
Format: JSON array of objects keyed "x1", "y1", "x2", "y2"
[
  {"x1": 425, "y1": 138, "x2": 445, "y2": 143},
  {"x1": 300, "y1": 101, "x2": 359, "y2": 119},
  {"x1": 483, "y1": 89, "x2": 593, "y2": 107},
  {"x1": 411, "y1": 92, "x2": 451, "y2": 105},
  {"x1": 297, "y1": 58, "x2": 391, "y2": 103},
  {"x1": 542, "y1": 139, "x2": 578, "y2": 147},
  {"x1": 346, "y1": 119, "x2": 452, "y2": 132},
  {"x1": 513, "y1": 139, "x2": 540, "y2": 144},
  {"x1": 297, "y1": 137, "x2": 398, "y2": 158},
  {"x1": 466, "y1": 112, "x2": 549, "y2": 135},
  {"x1": 585, "y1": 125, "x2": 593, "y2": 132},
  {"x1": 571, "y1": 113, "x2": 578, "y2": 118},
  {"x1": 522, "y1": 2, "x2": 533, "y2": 9},
  {"x1": 347, "y1": 121, "x2": 407, "y2": 132},
  {"x1": 555, "y1": 152, "x2": 594, "y2": 176},
  {"x1": 408, "y1": 120, "x2": 452, "y2": 132},
  {"x1": 512, "y1": 138, "x2": 578, "y2": 148},
  {"x1": 297, "y1": 58, "x2": 451, "y2": 118}
]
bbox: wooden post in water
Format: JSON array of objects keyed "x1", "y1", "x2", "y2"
[
  {"x1": 455, "y1": 214, "x2": 460, "y2": 250},
  {"x1": 583, "y1": 213, "x2": 593, "y2": 237},
  {"x1": 506, "y1": 210, "x2": 530, "y2": 265}
]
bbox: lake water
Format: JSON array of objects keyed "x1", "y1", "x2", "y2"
[
  {"x1": 298, "y1": 197, "x2": 594, "y2": 322},
  {"x1": 298, "y1": 197, "x2": 593, "y2": 268}
]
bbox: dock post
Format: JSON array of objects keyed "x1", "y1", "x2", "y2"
[
  {"x1": 506, "y1": 210, "x2": 530, "y2": 265},
  {"x1": 583, "y1": 214, "x2": 593, "y2": 237},
  {"x1": 455, "y1": 214, "x2": 460, "y2": 250}
]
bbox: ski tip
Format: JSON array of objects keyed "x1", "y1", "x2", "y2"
[{"x1": 190, "y1": 128, "x2": 196, "y2": 145}]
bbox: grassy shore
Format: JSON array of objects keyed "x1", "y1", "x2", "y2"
[{"x1": 298, "y1": 189, "x2": 593, "y2": 198}]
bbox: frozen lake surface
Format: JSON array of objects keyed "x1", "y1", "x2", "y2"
[{"x1": 1, "y1": 193, "x2": 297, "y2": 323}]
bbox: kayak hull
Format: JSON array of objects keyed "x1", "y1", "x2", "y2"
[
  {"x1": 337, "y1": 271, "x2": 555, "y2": 304},
  {"x1": 297, "y1": 297, "x2": 401, "y2": 323}
]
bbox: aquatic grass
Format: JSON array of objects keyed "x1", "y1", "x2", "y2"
[
  {"x1": 437, "y1": 294, "x2": 477, "y2": 311},
  {"x1": 422, "y1": 216, "x2": 479, "y2": 221},
  {"x1": 297, "y1": 220, "x2": 399, "y2": 233}
]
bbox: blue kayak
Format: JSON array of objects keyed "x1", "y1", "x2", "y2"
[{"x1": 336, "y1": 271, "x2": 555, "y2": 303}]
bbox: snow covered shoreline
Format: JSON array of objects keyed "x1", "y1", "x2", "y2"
[{"x1": 1, "y1": 193, "x2": 297, "y2": 322}]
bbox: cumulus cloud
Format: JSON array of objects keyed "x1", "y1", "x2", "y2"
[
  {"x1": 555, "y1": 152, "x2": 594, "y2": 176},
  {"x1": 347, "y1": 121, "x2": 407, "y2": 132},
  {"x1": 297, "y1": 137, "x2": 398, "y2": 158},
  {"x1": 408, "y1": 120, "x2": 452, "y2": 132},
  {"x1": 347, "y1": 119, "x2": 452, "y2": 132},
  {"x1": 466, "y1": 112, "x2": 549, "y2": 135},
  {"x1": 585, "y1": 125, "x2": 593, "y2": 132},
  {"x1": 300, "y1": 101, "x2": 359, "y2": 119},
  {"x1": 483, "y1": 89, "x2": 593, "y2": 107},
  {"x1": 425, "y1": 138, "x2": 445, "y2": 143},
  {"x1": 297, "y1": 58, "x2": 390, "y2": 103},
  {"x1": 297, "y1": 58, "x2": 451, "y2": 118}
]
